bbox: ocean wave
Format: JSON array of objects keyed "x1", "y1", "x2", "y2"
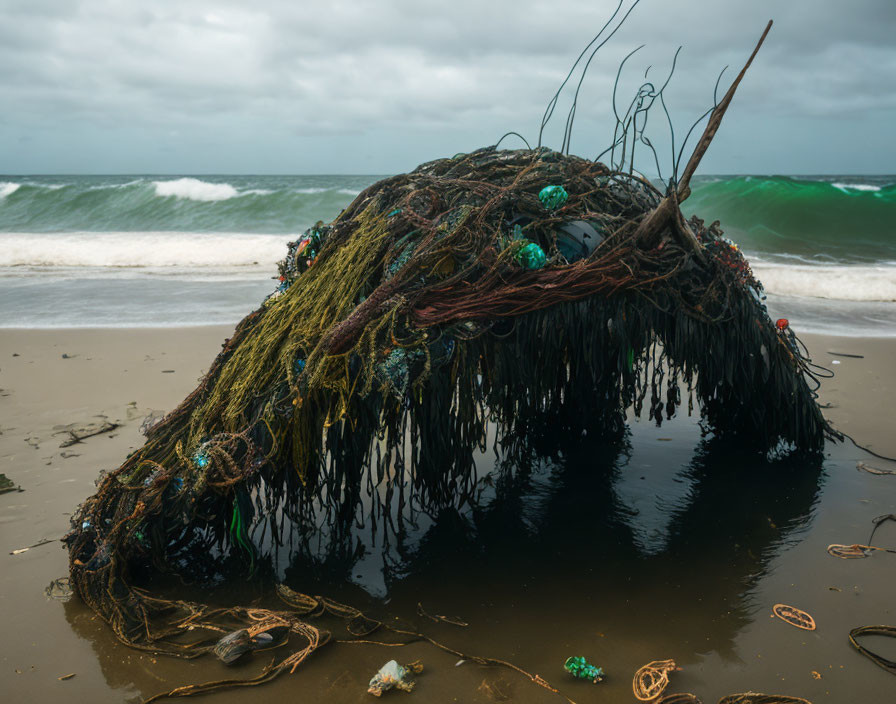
[
  {"x1": 753, "y1": 262, "x2": 896, "y2": 302},
  {"x1": 153, "y1": 178, "x2": 239, "y2": 202},
  {"x1": 0, "y1": 182, "x2": 21, "y2": 198},
  {"x1": 0, "y1": 232, "x2": 292, "y2": 269},
  {"x1": 297, "y1": 187, "x2": 362, "y2": 196},
  {"x1": 831, "y1": 182, "x2": 882, "y2": 193},
  {"x1": 19, "y1": 182, "x2": 68, "y2": 190},
  {"x1": 686, "y1": 175, "x2": 896, "y2": 264},
  {"x1": 0, "y1": 176, "x2": 376, "y2": 233},
  {"x1": 89, "y1": 179, "x2": 146, "y2": 191}
]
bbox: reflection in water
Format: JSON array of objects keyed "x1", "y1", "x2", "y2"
[
  {"x1": 271, "y1": 423, "x2": 825, "y2": 665},
  {"x1": 280, "y1": 430, "x2": 821, "y2": 582},
  {"x1": 66, "y1": 421, "x2": 824, "y2": 700}
]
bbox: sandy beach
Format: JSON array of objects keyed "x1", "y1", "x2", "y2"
[{"x1": 1, "y1": 325, "x2": 894, "y2": 703}]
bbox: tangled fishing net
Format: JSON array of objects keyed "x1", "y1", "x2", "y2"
[{"x1": 63, "y1": 13, "x2": 836, "y2": 702}]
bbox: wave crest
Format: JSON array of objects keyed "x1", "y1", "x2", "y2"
[
  {"x1": 687, "y1": 175, "x2": 896, "y2": 264},
  {"x1": 754, "y1": 262, "x2": 896, "y2": 302},
  {"x1": 153, "y1": 178, "x2": 239, "y2": 202},
  {"x1": 0, "y1": 182, "x2": 21, "y2": 199},
  {"x1": 0, "y1": 232, "x2": 291, "y2": 269}
]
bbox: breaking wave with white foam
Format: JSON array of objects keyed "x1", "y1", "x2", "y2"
[
  {"x1": 153, "y1": 178, "x2": 239, "y2": 202},
  {"x1": 752, "y1": 261, "x2": 896, "y2": 302},
  {"x1": 0, "y1": 182, "x2": 21, "y2": 198},
  {"x1": 0, "y1": 173, "x2": 892, "y2": 331},
  {"x1": 0, "y1": 232, "x2": 290, "y2": 271}
]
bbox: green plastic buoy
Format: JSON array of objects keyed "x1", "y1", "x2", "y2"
[{"x1": 539, "y1": 184, "x2": 568, "y2": 210}]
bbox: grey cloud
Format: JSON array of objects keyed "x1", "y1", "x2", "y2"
[{"x1": 1, "y1": 0, "x2": 894, "y2": 173}]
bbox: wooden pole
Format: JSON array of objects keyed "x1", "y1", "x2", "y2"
[{"x1": 634, "y1": 20, "x2": 773, "y2": 253}]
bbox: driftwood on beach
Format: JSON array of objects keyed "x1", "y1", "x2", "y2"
[{"x1": 63, "y1": 16, "x2": 839, "y2": 702}]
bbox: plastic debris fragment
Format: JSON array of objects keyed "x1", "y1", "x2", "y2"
[
  {"x1": 367, "y1": 659, "x2": 423, "y2": 697},
  {"x1": 539, "y1": 184, "x2": 569, "y2": 210},
  {"x1": 515, "y1": 241, "x2": 547, "y2": 270},
  {"x1": 44, "y1": 577, "x2": 74, "y2": 601},
  {"x1": 564, "y1": 655, "x2": 604, "y2": 683},
  {"x1": 213, "y1": 629, "x2": 252, "y2": 665}
]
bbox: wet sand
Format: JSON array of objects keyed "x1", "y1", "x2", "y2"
[{"x1": 1, "y1": 326, "x2": 895, "y2": 703}]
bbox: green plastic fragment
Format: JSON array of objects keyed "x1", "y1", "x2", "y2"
[
  {"x1": 387, "y1": 209, "x2": 402, "y2": 218},
  {"x1": 539, "y1": 184, "x2": 568, "y2": 210},
  {"x1": 229, "y1": 498, "x2": 255, "y2": 572},
  {"x1": 564, "y1": 655, "x2": 605, "y2": 683},
  {"x1": 515, "y1": 241, "x2": 547, "y2": 270}
]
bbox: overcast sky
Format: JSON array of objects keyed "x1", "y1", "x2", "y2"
[{"x1": 2, "y1": 0, "x2": 894, "y2": 175}]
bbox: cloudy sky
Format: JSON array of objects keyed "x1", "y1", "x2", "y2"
[{"x1": 2, "y1": 0, "x2": 894, "y2": 175}]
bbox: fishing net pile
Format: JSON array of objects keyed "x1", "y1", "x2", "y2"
[
  {"x1": 63, "y1": 144, "x2": 835, "y2": 694},
  {"x1": 63, "y1": 17, "x2": 837, "y2": 702}
]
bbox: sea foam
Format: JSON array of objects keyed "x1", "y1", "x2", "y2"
[
  {"x1": 0, "y1": 182, "x2": 21, "y2": 198},
  {"x1": 153, "y1": 178, "x2": 239, "y2": 202},
  {"x1": 753, "y1": 262, "x2": 896, "y2": 302},
  {"x1": 0, "y1": 232, "x2": 291, "y2": 270},
  {"x1": 831, "y1": 182, "x2": 882, "y2": 193}
]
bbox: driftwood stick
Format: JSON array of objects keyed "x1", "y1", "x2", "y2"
[
  {"x1": 677, "y1": 19, "x2": 773, "y2": 202},
  {"x1": 59, "y1": 421, "x2": 120, "y2": 448},
  {"x1": 635, "y1": 20, "x2": 773, "y2": 251}
]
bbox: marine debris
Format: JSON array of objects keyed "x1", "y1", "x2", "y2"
[
  {"x1": 771, "y1": 604, "x2": 816, "y2": 631},
  {"x1": 827, "y1": 513, "x2": 896, "y2": 559},
  {"x1": 61, "y1": 13, "x2": 837, "y2": 703},
  {"x1": 856, "y1": 461, "x2": 896, "y2": 476},
  {"x1": 57, "y1": 419, "x2": 120, "y2": 448},
  {"x1": 633, "y1": 659, "x2": 679, "y2": 701},
  {"x1": 564, "y1": 655, "x2": 604, "y2": 683},
  {"x1": 0, "y1": 472, "x2": 19, "y2": 494},
  {"x1": 849, "y1": 625, "x2": 896, "y2": 675},
  {"x1": 367, "y1": 660, "x2": 423, "y2": 697}
]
